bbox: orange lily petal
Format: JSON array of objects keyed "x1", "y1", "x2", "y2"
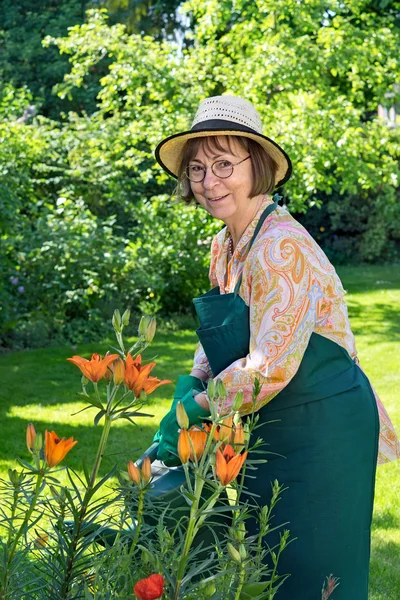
[
  {"x1": 215, "y1": 444, "x2": 248, "y2": 486},
  {"x1": 67, "y1": 353, "x2": 119, "y2": 383},
  {"x1": 225, "y1": 451, "x2": 248, "y2": 485},
  {"x1": 45, "y1": 430, "x2": 78, "y2": 468},
  {"x1": 124, "y1": 354, "x2": 171, "y2": 397},
  {"x1": 188, "y1": 428, "x2": 207, "y2": 461}
]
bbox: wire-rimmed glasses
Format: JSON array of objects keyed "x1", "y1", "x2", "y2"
[{"x1": 185, "y1": 156, "x2": 251, "y2": 182}]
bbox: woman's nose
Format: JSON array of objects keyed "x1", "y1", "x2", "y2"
[{"x1": 202, "y1": 166, "x2": 220, "y2": 189}]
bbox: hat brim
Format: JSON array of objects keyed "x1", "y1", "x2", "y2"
[{"x1": 155, "y1": 128, "x2": 292, "y2": 188}]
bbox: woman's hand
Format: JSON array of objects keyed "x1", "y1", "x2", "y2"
[
  {"x1": 190, "y1": 368, "x2": 209, "y2": 382},
  {"x1": 193, "y1": 392, "x2": 210, "y2": 411},
  {"x1": 157, "y1": 389, "x2": 210, "y2": 465}
]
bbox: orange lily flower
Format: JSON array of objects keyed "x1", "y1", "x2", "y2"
[
  {"x1": 124, "y1": 354, "x2": 171, "y2": 397},
  {"x1": 26, "y1": 423, "x2": 36, "y2": 453},
  {"x1": 67, "y1": 353, "x2": 119, "y2": 383},
  {"x1": 134, "y1": 573, "x2": 165, "y2": 600},
  {"x1": 215, "y1": 444, "x2": 248, "y2": 486},
  {"x1": 45, "y1": 430, "x2": 78, "y2": 468},
  {"x1": 178, "y1": 427, "x2": 207, "y2": 464}
]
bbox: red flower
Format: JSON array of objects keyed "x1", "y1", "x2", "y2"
[{"x1": 134, "y1": 573, "x2": 165, "y2": 599}]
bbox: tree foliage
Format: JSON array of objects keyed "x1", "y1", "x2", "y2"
[{"x1": 1, "y1": 3, "x2": 400, "y2": 348}]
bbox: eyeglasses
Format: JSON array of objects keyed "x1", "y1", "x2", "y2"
[{"x1": 185, "y1": 156, "x2": 251, "y2": 183}]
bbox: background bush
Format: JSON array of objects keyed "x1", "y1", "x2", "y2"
[{"x1": 1, "y1": 2, "x2": 399, "y2": 349}]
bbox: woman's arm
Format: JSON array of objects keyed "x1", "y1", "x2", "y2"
[{"x1": 210, "y1": 230, "x2": 320, "y2": 415}]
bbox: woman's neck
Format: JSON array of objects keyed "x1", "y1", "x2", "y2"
[{"x1": 226, "y1": 194, "x2": 266, "y2": 248}]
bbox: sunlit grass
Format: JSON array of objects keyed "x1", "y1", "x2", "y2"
[{"x1": 0, "y1": 265, "x2": 399, "y2": 597}]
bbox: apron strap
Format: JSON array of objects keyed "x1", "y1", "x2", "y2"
[{"x1": 233, "y1": 193, "x2": 282, "y2": 297}]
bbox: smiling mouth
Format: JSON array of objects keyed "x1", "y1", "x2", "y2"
[{"x1": 208, "y1": 194, "x2": 229, "y2": 202}]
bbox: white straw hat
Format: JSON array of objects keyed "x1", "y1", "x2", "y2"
[{"x1": 155, "y1": 95, "x2": 292, "y2": 188}]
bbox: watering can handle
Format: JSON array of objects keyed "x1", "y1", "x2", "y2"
[{"x1": 136, "y1": 442, "x2": 159, "y2": 468}]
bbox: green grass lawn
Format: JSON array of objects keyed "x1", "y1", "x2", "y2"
[{"x1": 0, "y1": 265, "x2": 399, "y2": 598}]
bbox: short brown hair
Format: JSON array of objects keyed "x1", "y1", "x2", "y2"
[{"x1": 173, "y1": 135, "x2": 278, "y2": 203}]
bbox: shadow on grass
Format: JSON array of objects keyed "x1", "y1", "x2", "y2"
[
  {"x1": 372, "y1": 511, "x2": 400, "y2": 531},
  {"x1": 1, "y1": 415, "x2": 160, "y2": 476},
  {"x1": 370, "y1": 537, "x2": 400, "y2": 600},
  {"x1": 346, "y1": 300, "x2": 400, "y2": 342},
  {"x1": 0, "y1": 330, "x2": 199, "y2": 472}
]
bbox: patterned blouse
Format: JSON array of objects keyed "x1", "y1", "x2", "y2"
[{"x1": 193, "y1": 196, "x2": 400, "y2": 464}]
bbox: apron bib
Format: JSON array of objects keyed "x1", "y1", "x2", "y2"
[{"x1": 192, "y1": 197, "x2": 379, "y2": 600}]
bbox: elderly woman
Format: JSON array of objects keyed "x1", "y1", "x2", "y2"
[{"x1": 153, "y1": 95, "x2": 399, "y2": 599}]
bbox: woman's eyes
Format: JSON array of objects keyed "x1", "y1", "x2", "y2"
[{"x1": 188, "y1": 161, "x2": 232, "y2": 170}]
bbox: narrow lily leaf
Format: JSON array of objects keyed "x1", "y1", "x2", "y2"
[
  {"x1": 240, "y1": 581, "x2": 271, "y2": 599},
  {"x1": 16, "y1": 458, "x2": 38, "y2": 473},
  {"x1": 71, "y1": 404, "x2": 96, "y2": 416},
  {"x1": 94, "y1": 409, "x2": 106, "y2": 427},
  {"x1": 92, "y1": 465, "x2": 118, "y2": 495},
  {"x1": 82, "y1": 457, "x2": 91, "y2": 486}
]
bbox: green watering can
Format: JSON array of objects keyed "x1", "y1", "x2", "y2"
[{"x1": 69, "y1": 440, "x2": 230, "y2": 550}]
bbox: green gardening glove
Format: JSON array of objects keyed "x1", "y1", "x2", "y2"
[
  {"x1": 157, "y1": 388, "x2": 210, "y2": 466},
  {"x1": 152, "y1": 375, "x2": 207, "y2": 444}
]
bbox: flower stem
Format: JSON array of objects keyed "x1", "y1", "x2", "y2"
[
  {"x1": 233, "y1": 563, "x2": 246, "y2": 600},
  {"x1": 129, "y1": 489, "x2": 145, "y2": 555},
  {"x1": 61, "y1": 415, "x2": 112, "y2": 598}
]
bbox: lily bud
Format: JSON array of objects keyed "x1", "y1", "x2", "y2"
[
  {"x1": 207, "y1": 379, "x2": 216, "y2": 400},
  {"x1": 236, "y1": 521, "x2": 246, "y2": 541},
  {"x1": 176, "y1": 401, "x2": 189, "y2": 430},
  {"x1": 243, "y1": 422, "x2": 251, "y2": 443},
  {"x1": 8, "y1": 469, "x2": 19, "y2": 486},
  {"x1": 121, "y1": 308, "x2": 131, "y2": 327},
  {"x1": 34, "y1": 432, "x2": 43, "y2": 453},
  {"x1": 112, "y1": 309, "x2": 122, "y2": 333},
  {"x1": 178, "y1": 429, "x2": 190, "y2": 464},
  {"x1": 218, "y1": 415, "x2": 233, "y2": 444},
  {"x1": 26, "y1": 423, "x2": 36, "y2": 453},
  {"x1": 139, "y1": 389, "x2": 147, "y2": 403},
  {"x1": 227, "y1": 542, "x2": 241, "y2": 563},
  {"x1": 127, "y1": 460, "x2": 141, "y2": 486},
  {"x1": 81, "y1": 374, "x2": 90, "y2": 386},
  {"x1": 239, "y1": 544, "x2": 247, "y2": 561},
  {"x1": 232, "y1": 390, "x2": 244, "y2": 411},
  {"x1": 138, "y1": 315, "x2": 152, "y2": 337},
  {"x1": 113, "y1": 358, "x2": 125, "y2": 386},
  {"x1": 144, "y1": 318, "x2": 156, "y2": 343},
  {"x1": 141, "y1": 456, "x2": 151, "y2": 484},
  {"x1": 233, "y1": 422, "x2": 245, "y2": 447},
  {"x1": 216, "y1": 378, "x2": 226, "y2": 398}
]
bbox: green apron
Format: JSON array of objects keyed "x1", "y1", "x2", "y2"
[{"x1": 192, "y1": 198, "x2": 379, "y2": 599}]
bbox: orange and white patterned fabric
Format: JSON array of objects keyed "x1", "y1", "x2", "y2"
[{"x1": 193, "y1": 195, "x2": 400, "y2": 465}]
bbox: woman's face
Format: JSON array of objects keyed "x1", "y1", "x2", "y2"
[{"x1": 189, "y1": 136, "x2": 257, "y2": 225}]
